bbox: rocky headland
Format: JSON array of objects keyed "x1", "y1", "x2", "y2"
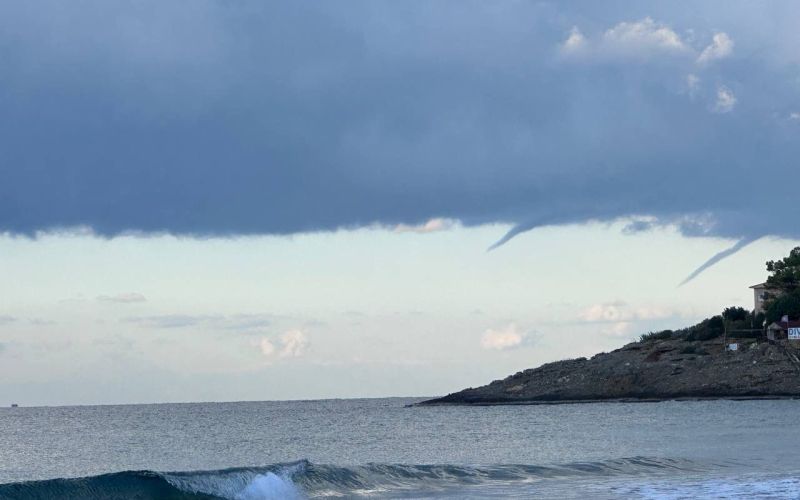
[{"x1": 420, "y1": 338, "x2": 800, "y2": 405}]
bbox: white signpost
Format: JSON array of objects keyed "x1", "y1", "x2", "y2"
[{"x1": 789, "y1": 328, "x2": 800, "y2": 340}]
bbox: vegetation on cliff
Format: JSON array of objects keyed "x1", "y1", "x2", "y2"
[
  {"x1": 640, "y1": 246, "x2": 800, "y2": 343},
  {"x1": 764, "y1": 246, "x2": 800, "y2": 323},
  {"x1": 639, "y1": 307, "x2": 763, "y2": 343}
]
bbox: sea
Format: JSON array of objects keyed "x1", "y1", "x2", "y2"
[{"x1": 1, "y1": 398, "x2": 799, "y2": 499}]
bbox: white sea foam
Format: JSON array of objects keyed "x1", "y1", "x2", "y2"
[
  {"x1": 235, "y1": 472, "x2": 303, "y2": 500},
  {"x1": 164, "y1": 466, "x2": 305, "y2": 500}
]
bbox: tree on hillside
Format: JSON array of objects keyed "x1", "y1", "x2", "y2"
[
  {"x1": 722, "y1": 306, "x2": 748, "y2": 322},
  {"x1": 766, "y1": 290, "x2": 800, "y2": 324},
  {"x1": 766, "y1": 247, "x2": 800, "y2": 290},
  {"x1": 761, "y1": 247, "x2": 800, "y2": 323}
]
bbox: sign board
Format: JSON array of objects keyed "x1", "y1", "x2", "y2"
[
  {"x1": 727, "y1": 343, "x2": 738, "y2": 351},
  {"x1": 789, "y1": 328, "x2": 800, "y2": 340}
]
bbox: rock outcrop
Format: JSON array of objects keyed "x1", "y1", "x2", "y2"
[{"x1": 420, "y1": 339, "x2": 800, "y2": 405}]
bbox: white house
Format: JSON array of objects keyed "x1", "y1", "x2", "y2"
[{"x1": 750, "y1": 282, "x2": 783, "y2": 314}]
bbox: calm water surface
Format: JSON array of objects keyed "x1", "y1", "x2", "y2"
[{"x1": 1, "y1": 398, "x2": 798, "y2": 498}]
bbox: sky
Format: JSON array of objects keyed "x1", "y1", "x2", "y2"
[{"x1": 1, "y1": 1, "x2": 799, "y2": 405}]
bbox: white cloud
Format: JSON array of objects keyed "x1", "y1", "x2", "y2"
[
  {"x1": 97, "y1": 292, "x2": 147, "y2": 304},
  {"x1": 789, "y1": 112, "x2": 800, "y2": 121},
  {"x1": 0, "y1": 315, "x2": 16, "y2": 325},
  {"x1": 560, "y1": 26, "x2": 586, "y2": 53},
  {"x1": 580, "y1": 302, "x2": 677, "y2": 323},
  {"x1": 259, "y1": 338, "x2": 275, "y2": 356},
  {"x1": 561, "y1": 19, "x2": 734, "y2": 67},
  {"x1": 259, "y1": 329, "x2": 310, "y2": 359},
  {"x1": 581, "y1": 302, "x2": 683, "y2": 339},
  {"x1": 697, "y1": 32, "x2": 734, "y2": 65},
  {"x1": 580, "y1": 302, "x2": 629, "y2": 322},
  {"x1": 713, "y1": 85, "x2": 737, "y2": 113},
  {"x1": 394, "y1": 218, "x2": 458, "y2": 234},
  {"x1": 601, "y1": 17, "x2": 688, "y2": 56},
  {"x1": 279, "y1": 329, "x2": 309, "y2": 357},
  {"x1": 480, "y1": 323, "x2": 530, "y2": 350}
]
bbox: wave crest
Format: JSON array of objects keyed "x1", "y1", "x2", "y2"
[{"x1": 0, "y1": 457, "x2": 704, "y2": 499}]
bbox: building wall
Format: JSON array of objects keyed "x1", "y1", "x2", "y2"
[{"x1": 754, "y1": 287, "x2": 768, "y2": 314}]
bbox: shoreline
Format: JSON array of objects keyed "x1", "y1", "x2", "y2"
[{"x1": 413, "y1": 395, "x2": 800, "y2": 407}]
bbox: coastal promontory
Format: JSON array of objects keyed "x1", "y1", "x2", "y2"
[
  {"x1": 422, "y1": 248, "x2": 800, "y2": 405},
  {"x1": 420, "y1": 336, "x2": 800, "y2": 405}
]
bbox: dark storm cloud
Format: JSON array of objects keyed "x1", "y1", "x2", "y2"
[{"x1": 1, "y1": 1, "x2": 799, "y2": 270}]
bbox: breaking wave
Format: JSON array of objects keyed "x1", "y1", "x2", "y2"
[{"x1": 0, "y1": 457, "x2": 711, "y2": 499}]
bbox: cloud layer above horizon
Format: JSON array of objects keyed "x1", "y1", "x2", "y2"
[{"x1": 1, "y1": 1, "x2": 799, "y2": 248}]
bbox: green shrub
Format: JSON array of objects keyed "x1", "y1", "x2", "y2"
[
  {"x1": 637, "y1": 308, "x2": 764, "y2": 345},
  {"x1": 639, "y1": 330, "x2": 674, "y2": 342},
  {"x1": 685, "y1": 315, "x2": 725, "y2": 341}
]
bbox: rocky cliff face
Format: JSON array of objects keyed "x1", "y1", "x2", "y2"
[{"x1": 421, "y1": 339, "x2": 800, "y2": 405}]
